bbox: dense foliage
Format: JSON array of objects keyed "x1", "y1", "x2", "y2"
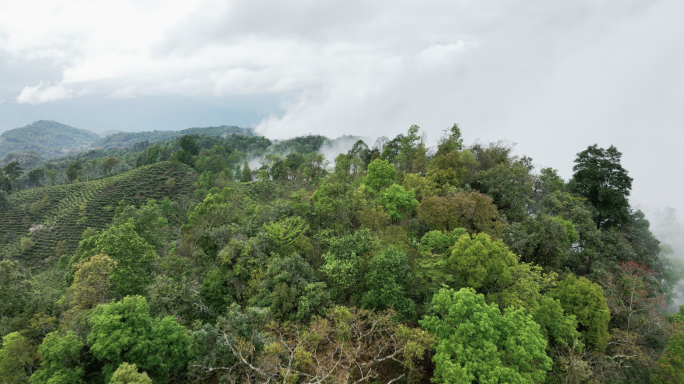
[{"x1": 1, "y1": 123, "x2": 682, "y2": 384}]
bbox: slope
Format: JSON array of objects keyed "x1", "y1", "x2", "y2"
[
  {"x1": 0, "y1": 120, "x2": 100, "y2": 158},
  {"x1": 92, "y1": 125, "x2": 254, "y2": 149},
  {"x1": 0, "y1": 161, "x2": 198, "y2": 266}
]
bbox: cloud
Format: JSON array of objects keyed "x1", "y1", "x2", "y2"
[
  {"x1": 1, "y1": 0, "x2": 684, "y2": 218},
  {"x1": 16, "y1": 82, "x2": 72, "y2": 104}
]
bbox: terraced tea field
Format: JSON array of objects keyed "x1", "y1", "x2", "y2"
[{"x1": 0, "y1": 162, "x2": 198, "y2": 266}]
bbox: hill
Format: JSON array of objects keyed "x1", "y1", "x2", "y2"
[
  {"x1": 0, "y1": 120, "x2": 100, "y2": 159},
  {"x1": 91, "y1": 125, "x2": 254, "y2": 149},
  {"x1": 0, "y1": 161, "x2": 198, "y2": 266}
]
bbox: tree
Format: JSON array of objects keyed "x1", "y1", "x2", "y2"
[
  {"x1": 0, "y1": 190, "x2": 8, "y2": 209},
  {"x1": 44, "y1": 169, "x2": 57, "y2": 186},
  {"x1": 250, "y1": 254, "x2": 329, "y2": 322},
  {"x1": 29, "y1": 331, "x2": 83, "y2": 384},
  {"x1": 0, "y1": 260, "x2": 31, "y2": 319},
  {"x1": 361, "y1": 246, "x2": 416, "y2": 320},
  {"x1": 112, "y1": 200, "x2": 168, "y2": 249},
  {"x1": 651, "y1": 326, "x2": 684, "y2": 384},
  {"x1": 0, "y1": 332, "x2": 37, "y2": 384},
  {"x1": 570, "y1": 144, "x2": 633, "y2": 229},
  {"x1": 110, "y1": 363, "x2": 153, "y2": 384},
  {"x1": 72, "y1": 221, "x2": 158, "y2": 297},
  {"x1": 66, "y1": 161, "x2": 83, "y2": 183},
  {"x1": 420, "y1": 287, "x2": 552, "y2": 384},
  {"x1": 448, "y1": 232, "x2": 518, "y2": 295},
  {"x1": 321, "y1": 229, "x2": 376, "y2": 303},
  {"x1": 364, "y1": 158, "x2": 397, "y2": 192},
  {"x1": 418, "y1": 191, "x2": 504, "y2": 237},
  {"x1": 3, "y1": 161, "x2": 23, "y2": 182},
  {"x1": 102, "y1": 157, "x2": 120, "y2": 176},
  {"x1": 263, "y1": 216, "x2": 308, "y2": 254},
  {"x1": 549, "y1": 275, "x2": 610, "y2": 349},
  {"x1": 379, "y1": 184, "x2": 418, "y2": 221},
  {"x1": 28, "y1": 168, "x2": 45, "y2": 187},
  {"x1": 68, "y1": 254, "x2": 117, "y2": 310},
  {"x1": 88, "y1": 295, "x2": 190, "y2": 383},
  {"x1": 179, "y1": 135, "x2": 199, "y2": 156},
  {"x1": 240, "y1": 161, "x2": 252, "y2": 182}
]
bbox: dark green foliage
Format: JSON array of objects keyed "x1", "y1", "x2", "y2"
[
  {"x1": 27, "y1": 168, "x2": 45, "y2": 187},
  {"x1": 361, "y1": 246, "x2": 416, "y2": 321},
  {"x1": 251, "y1": 254, "x2": 330, "y2": 322},
  {"x1": 321, "y1": 229, "x2": 376, "y2": 303},
  {"x1": 570, "y1": 144, "x2": 633, "y2": 229},
  {"x1": 66, "y1": 161, "x2": 82, "y2": 183}
]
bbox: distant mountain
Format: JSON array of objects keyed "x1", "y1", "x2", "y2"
[
  {"x1": 91, "y1": 125, "x2": 254, "y2": 149},
  {"x1": 98, "y1": 129, "x2": 125, "y2": 138},
  {"x1": 0, "y1": 120, "x2": 100, "y2": 159}
]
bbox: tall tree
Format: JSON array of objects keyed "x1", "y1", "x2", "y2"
[
  {"x1": 420, "y1": 287, "x2": 552, "y2": 384},
  {"x1": 66, "y1": 161, "x2": 83, "y2": 183},
  {"x1": 88, "y1": 295, "x2": 190, "y2": 383},
  {"x1": 570, "y1": 144, "x2": 633, "y2": 229}
]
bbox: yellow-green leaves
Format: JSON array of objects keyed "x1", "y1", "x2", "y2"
[{"x1": 421, "y1": 288, "x2": 552, "y2": 384}]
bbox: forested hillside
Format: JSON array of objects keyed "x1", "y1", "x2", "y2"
[
  {"x1": 0, "y1": 121, "x2": 100, "y2": 158},
  {"x1": 1, "y1": 124, "x2": 683, "y2": 384},
  {"x1": 91, "y1": 125, "x2": 254, "y2": 149}
]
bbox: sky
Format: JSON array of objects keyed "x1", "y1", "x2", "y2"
[{"x1": 1, "y1": 0, "x2": 683, "y2": 235}]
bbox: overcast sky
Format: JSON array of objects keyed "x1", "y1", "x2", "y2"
[{"x1": 1, "y1": 0, "x2": 683, "y2": 228}]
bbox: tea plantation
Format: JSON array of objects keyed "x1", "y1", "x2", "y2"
[{"x1": 0, "y1": 161, "x2": 198, "y2": 266}]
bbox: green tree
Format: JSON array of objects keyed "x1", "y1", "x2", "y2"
[
  {"x1": 66, "y1": 161, "x2": 83, "y2": 183},
  {"x1": 240, "y1": 161, "x2": 252, "y2": 182},
  {"x1": 321, "y1": 229, "x2": 376, "y2": 303},
  {"x1": 88, "y1": 295, "x2": 190, "y2": 383},
  {"x1": 448, "y1": 232, "x2": 518, "y2": 295},
  {"x1": 379, "y1": 184, "x2": 419, "y2": 221},
  {"x1": 44, "y1": 169, "x2": 57, "y2": 186},
  {"x1": 0, "y1": 190, "x2": 8, "y2": 209},
  {"x1": 549, "y1": 275, "x2": 610, "y2": 349},
  {"x1": 72, "y1": 221, "x2": 158, "y2": 297},
  {"x1": 28, "y1": 168, "x2": 45, "y2": 187},
  {"x1": 364, "y1": 158, "x2": 397, "y2": 192},
  {"x1": 109, "y1": 363, "x2": 153, "y2": 384},
  {"x1": 570, "y1": 144, "x2": 633, "y2": 229},
  {"x1": 420, "y1": 287, "x2": 552, "y2": 384},
  {"x1": 3, "y1": 161, "x2": 23, "y2": 182},
  {"x1": 417, "y1": 191, "x2": 504, "y2": 237},
  {"x1": 112, "y1": 200, "x2": 168, "y2": 249},
  {"x1": 263, "y1": 216, "x2": 308, "y2": 254},
  {"x1": 361, "y1": 246, "x2": 416, "y2": 321},
  {"x1": 0, "y1": 332, "x2": 37, "y2": 384},
  {"x1": 250, "y1": 254, "x2": 330, "y2": 322},
  {"x1": 102, "y1": 157, "x2": 120, "y2": 176},
  {"x1": 68, "y1": 254, "x2": 117, "y2": 310},
  {"x1": 29, "y1": 331, "x2": 83, "y2": 384},
  {"x1": 651, "y1": 326, "x2": 684, "y2": 384},
  {"x1": 179, "y1": 135, "x2": 199, "y2": 156},
  {"x1": 0, "y1": 260, "x2": 31, "y2": 319}
]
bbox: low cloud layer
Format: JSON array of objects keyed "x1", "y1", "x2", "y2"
[{"x1": 1, "y1": 0, "x2": 683, "y2": 221}]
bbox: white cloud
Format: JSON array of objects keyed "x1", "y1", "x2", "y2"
[
  {"x1": 16, "y1": 82, "x2": 72, "y2": 104},
  {"x1": 1, "y1": 0, "x2": 684, "y2": 218}
]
